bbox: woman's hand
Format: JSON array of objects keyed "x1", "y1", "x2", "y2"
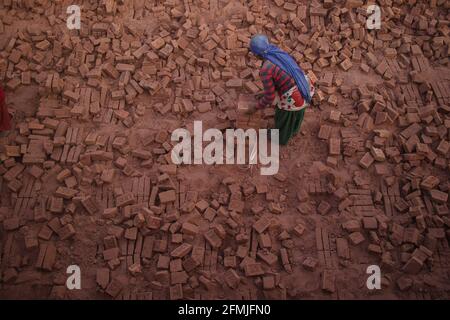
[
  {"x1": 245, "y1": 105, "x2": 257, "y2": 114},
  {"x1": 246, "y1": 105, "x2": 264, "y2": 115},
  {"x1": 255, "y1": 92, "x2": 265, "y2": 100}
]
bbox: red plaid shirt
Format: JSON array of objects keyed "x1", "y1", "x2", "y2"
[{"x1": 258, "y1": 60, "x2": 302, "y2": 108}]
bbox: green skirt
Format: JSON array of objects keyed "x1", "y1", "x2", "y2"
[{"x1": 275, "y1": 108, "x2": 305, "y2": 145}]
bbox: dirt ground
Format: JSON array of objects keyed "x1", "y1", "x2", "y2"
[{"x1": 0, "y1": 0, "x2": 449, "y2": 300}]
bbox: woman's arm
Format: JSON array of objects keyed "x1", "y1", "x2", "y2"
[{"x1": 257, "y1": 61, "x2": 276, "y2": 109}]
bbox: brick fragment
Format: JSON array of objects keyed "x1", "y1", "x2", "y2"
[
  {"x1": 170, "y1": 243, "x2": 192, "y2": 258},
  {"x1": 253, "y1": 216, "x2": 271, "y2": 234},
  {"x1": 81, "y1": 196, "x2": 98, "y2": 214},
  {"x1": 55, "y1": 187, "x2": 77, "y2": 199},
  {"x1": 57, "y1": 224, "x2": 76, "y2": 240},
  {"x1": 96, "y1": 268, "x2": 110, "y2": 290},
  {"x1": 359, "y1": 152, "x2": 374, "y2": 169},
  {"x1": 244, "y1": 263, "x2": 265, "y2": 277},
  {"x1": 224, "y1": 269, "x2": 241, "y2": 289},
  {"x1": 182, "y1": 222, "x2": 199, "y2": 235},
  {"x1": 321, "y1": 270, "x2": 335, "y2": 293},
  {"x1": 429, "y1": 189, "x2": 448, "y2": 203},
  {"x1": 329, "y1": 138, "x2": 341, "y2": 155},
  {"x1": 159, "y1": 190, "x2": 176, "y2": 203},
  {"x1": 302, "y1": 257, "x2": 318, "y2": 271},
  {"x1": 204, "y1": 229, "x2": 222, "y2": 248},
  {"x1": 348, "y1": 232, "x2": 365, "y2": 245},
  {"x1": 105, "y1": 278, "x2": 124, "y2": 297},
  {"x1": 116, "y1": 193, "x2": 135, "y2": 207}
]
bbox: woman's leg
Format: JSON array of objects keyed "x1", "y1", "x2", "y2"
[
  {"x1": 275, "y1": 108, "x2": 305, "y2": 145},
  {"x1": 275, "y1": 108, "x2": 292, "y2": 145},
  {"x1": 292, "y1": 109, "x2": 305, "y2": 135}
]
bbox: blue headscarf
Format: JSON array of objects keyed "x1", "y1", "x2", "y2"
[{"x1": 250, "y1": 34, "x2": 311, "y2": 103}]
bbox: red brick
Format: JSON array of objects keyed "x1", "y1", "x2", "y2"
[
  {"x1": 244, "y1": 263, "x2": 265, "y2": 277},
  {"x1": 96, "y1": 268, "x2": 110, "y2": 290},
  {"x1": 204, "y1": 229, "x2": 222, "y2": 248},
  {"x1": 329, "y1": 138, "x2": 341, "y2": 155},
  {"x1": 429, "y1": 189, "x2": 448, "y2": 203},
  {"x1": 159, "y1": 190, "x2": 176, "y2": 203},
  {"x1": 359, "y1": 152, "x2": 374, "y2": 169},
  {"x1": 116, "y1": 193, "x2": 135, "y2": 207},
  {"x1": 253, "y1": 216, "x2": 271, "y2": 234}
]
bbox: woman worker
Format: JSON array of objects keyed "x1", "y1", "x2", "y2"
[{"x1": 249, "y1": 34, "x2": 315, "y2": 145}]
